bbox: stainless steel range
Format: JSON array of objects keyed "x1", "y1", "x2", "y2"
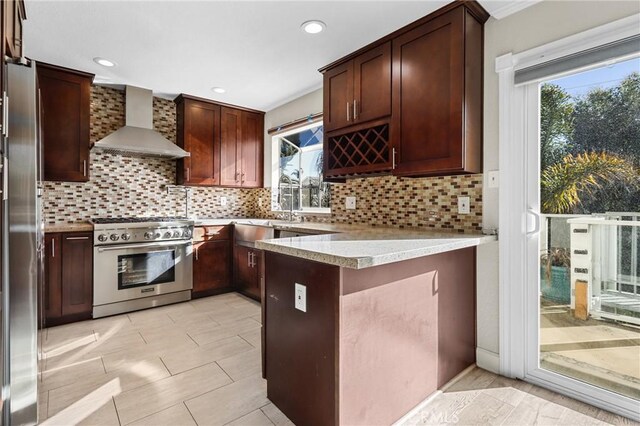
[{"x1": 92, "y1": 217, "x2": 194, "y2": 318}]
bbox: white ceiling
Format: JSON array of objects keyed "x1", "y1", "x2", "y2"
[{"x1": 24, "y1": 1, "x2": 534, "y2": 112}]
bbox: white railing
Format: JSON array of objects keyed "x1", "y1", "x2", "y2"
[{"x1": 568, "y1": 214, "x2": 640, "y2": 325}]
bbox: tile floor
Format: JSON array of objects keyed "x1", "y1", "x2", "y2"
[
  {"x1": 404, "y1": 367, "x2": 638, "y2": 426},
  {"x1": 39, "y1": 292, "x2": 637, "y2": 426},
  {"x1": 39, "y1": 292, "x2": 292, "y2": 426}
]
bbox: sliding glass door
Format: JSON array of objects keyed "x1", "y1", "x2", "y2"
[{"x1": 524, "y1": 56, "x2": 640, "y2": 415}]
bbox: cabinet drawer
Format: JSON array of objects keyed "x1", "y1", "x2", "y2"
[{"x1": 193, "y1": 225, "x2": 231, "y2": 242}]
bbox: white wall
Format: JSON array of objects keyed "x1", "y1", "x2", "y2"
[
  {"x1": 477, "y1": 0, "x2": 640, "y2": 370},
  {"x1": 263, "y1": 89, "x2": 323, "y2": 188},
  {"x1": 262, "y1": 0, "x2": 640, "y2": 373}
]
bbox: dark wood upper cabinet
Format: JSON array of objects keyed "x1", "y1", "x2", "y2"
[
  {"x1": 320, "y1": 2, "x2": 487, "y2": 179},
  {"x1": 220, "y1": 107, "x2": 264, "y2": 188},
  {"x1": 220, "y1": 107, "x2": 242, "y2": 186},
  {"x1": 176, "y1": 95, "x2": 264, "y2": 188},
  {"x1": 353, "y1": 42, "x2": 392, "y2": 124},
  {"x1": 323, "y1": 62, "x2": 353, "y2": 133},
  {"x1": 323, "y1": 42, "x2": 391, "y2": 134},
  {"x1": 392, "y1": 7, "x2": 482, "y2": 176},
  {"x1": 44, "y1": 232, "x2": 93, "y2": 327},
  {"x1": 239, "y1": 111, "x2": 264, "y2": 188},
  {"x1": 176, "y1": 96, "x2": 221, "y2": 186},
  {"x1": 4, "y1": 0, "x2": 25, "y2": 60},
  {"x1": 37, "y1": 63, "x2": 94, "y2": 182}
]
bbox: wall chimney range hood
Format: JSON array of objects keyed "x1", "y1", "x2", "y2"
[{"x1": 93, "y1": 85, "x2": 189, "y2": 159}]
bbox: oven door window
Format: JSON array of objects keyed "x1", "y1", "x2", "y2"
[{"x1": 118, "y1": 250, "x2": 176, "y2": 289}]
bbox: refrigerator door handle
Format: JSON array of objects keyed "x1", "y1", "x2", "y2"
[
  {"x1": 2, "y1": 92, "x2": 8, "y2": 137},
  {"x1": 2, "y1": 157, "x2": 7, "y2": 201}
]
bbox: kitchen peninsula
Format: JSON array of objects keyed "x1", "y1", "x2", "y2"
[{"x1": 257, "y1": 229, "x2": 496, "y2": 425}]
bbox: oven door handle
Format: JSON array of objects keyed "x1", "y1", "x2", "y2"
[{"x1": 97, "y1": 240, "x2": 191, "y2": 252}]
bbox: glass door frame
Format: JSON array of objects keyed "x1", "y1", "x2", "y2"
[{"x1": 496, "y1": 14, "x2": 640, "y2": 421}]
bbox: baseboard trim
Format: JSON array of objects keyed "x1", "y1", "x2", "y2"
[
  {"x1": 476, "y1": 347, "x2": 500, "y2": 374},
  {"x1": 392, "y1": 364, "x2": 476, "y2": 425}
]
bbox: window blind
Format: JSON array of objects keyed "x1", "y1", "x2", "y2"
[{"x1": 514, "y1": 34, "x2": 640, "y2": 85}]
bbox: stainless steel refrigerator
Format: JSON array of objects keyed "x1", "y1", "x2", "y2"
[{"x1": 1, "y1": 59, "x2": 42, "y2": 426}]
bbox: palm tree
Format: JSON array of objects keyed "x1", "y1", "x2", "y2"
[{"x1": 541, "y1": 152, "x2": 639, "y2": 214}]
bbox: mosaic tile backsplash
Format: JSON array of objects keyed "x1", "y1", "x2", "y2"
[
  {"x1": 43, "y1": 86, "x2": 261, "y2": 224},
  {"x1": 256, "y1": 174, "x2": 483, "y2": 233},
  {"x1": 45, "y1": 85, "x2": 483, "y2": 232}
]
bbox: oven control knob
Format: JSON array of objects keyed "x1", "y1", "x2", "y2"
[
  {"x1": 97, "y1": 234, "x2": 108, "y2": 242},
  {"x1": 183, "y1": 229, "x2": 192, "y2": 238},
  {"x1": 173, "y1": 230, "x2": 181, "y2": 238},
  {"x1": 144, "y1": 232, "x2": 154, "y2": 240},
  {"x1": 164, "y1": 231, "x2": 172, "y2": 239},
  {"x1": 110, "y1": 234, "x2": 120, "y2": 241},
  {"x1": 154, "y1": 232, "x2": 161, "y2": 239},
  {"x1": 121, "y1": 233, "x2": 131, "y2": 241}
]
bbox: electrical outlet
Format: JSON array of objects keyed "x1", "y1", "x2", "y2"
[
  {"x1": 458, "y1": 196, "x2": 470, "y2": 214},
  {"x1": 295, "y1": 283, "x2": 307, "y2": 312},
  {"x1": 220, "y1": 196, "x2": 228, "y2": 206},
  {"x1": 488, "y1": 170, "x2": 499, "y2": 188},
  {"x1": 258, "y1": 197, "x2": 263, "y2": 208},
  {"x1": 345, "y1": 196, "x2": 356, "y2": 210}
]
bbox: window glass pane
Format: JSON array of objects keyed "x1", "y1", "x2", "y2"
[
  {"x1": 538, "y1": 56, "x2": 640, "y2": 400},
  {"x1": 283, "y1": 126, "x2": 323, "y2": 148},
  {"x1": 274, "y1": 123, "x2": 330, "y2": 212},
  {"x1": 300, "y1": 148, "x2": 330, "y2": 209}
]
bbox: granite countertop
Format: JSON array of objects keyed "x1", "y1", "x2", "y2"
[
  {"x1": 45, "y1": 222, "x2": 94, "y2": 233},
  {"x1": 255, "y1": 228, "x2": 497, "y2": 269},
  {"x1": 193, "y1": 218, "x2": 369, "y2": 234}
]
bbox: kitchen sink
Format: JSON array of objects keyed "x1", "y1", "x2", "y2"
[{"x1": 234, "y1": 223, "x2": 275, "y2": 248}]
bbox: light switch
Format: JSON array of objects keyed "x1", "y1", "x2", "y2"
[
  {"x1": 220, "y1": 196, "x2": 227, "y2": 206},
  {"x1": 458, "y1": 196, "x2": 470, "y2": 214},
  {"x1": 295, "y1": 283, "x2": 306, "y2": 312},
  {"x1": 345, "y1": 196, "x2": 356, "y2": 210}
]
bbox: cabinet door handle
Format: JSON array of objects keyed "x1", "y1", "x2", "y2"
[
  {"x1": 186, "y1": 167, "x2": 190, "y2": 182},
  {"x1": 247, "y1": 251, "x2": 251, "y2": 267},
  {"x1": 353, "y1": 99, "x2": 358, "y2": 120},
  {"x1": 346, "y1": 102, "x2": 350, "y2": 122},
  {"x1": 51, "y1": 239, "x2": 55, "y2": 258},
  {"x1": 83, "y1": 160, "x2": 87, "y2": 177},
  {"x1": 235, "y1": 172, "x2": 240, "y2": 182},
  {"x1": 241, "y1": 172, "x2": 245, "y2": 184},
  {"x1": 392, "y1": 147, "x2": 397, "y2": 169},
  {"x1": 65, "y1": 236, "x2": 89, "y2": 240},
  {"x1": 195, "y1": 246, "x2": 199, "y2": 261}
]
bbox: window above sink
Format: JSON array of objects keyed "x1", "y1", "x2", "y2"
[{"x1": 270, "y1": 120, "x2": 331, "y2": 214}]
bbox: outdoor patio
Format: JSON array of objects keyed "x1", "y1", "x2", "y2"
[{"x1": 540, "y1": 300, "x2": 640, "y2": 400}]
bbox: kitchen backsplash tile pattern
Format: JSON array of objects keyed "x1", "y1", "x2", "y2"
[
  {"x1": 43, "y1": 86, "x2": 260, "y2": 224},
  {"x1": 257, "y1": 174, "x2": 483, "y2": 233},
  {"x1": 45, "y1": 86, "x2": 483, "y2": 232}
]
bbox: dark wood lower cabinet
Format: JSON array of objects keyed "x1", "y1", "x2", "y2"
[
  {"x1": 193, "y1": 240, "x2": 233, "y2": 298},
  {"x1": 44, "y1": 233, "x2": 62, "y2": 321},
  {"x1": 44, "y1": 232, "x2": 93, "y2": 327},
  {"x1": 234, "y1": 245, "x2": 261, "y2": 301}
]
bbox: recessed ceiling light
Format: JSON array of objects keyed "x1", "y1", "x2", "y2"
[
  {"x1": 93, "y1": 57, "x2": 116, "y2": 67},
  {"x1": 211, "y1": 87, "x2": 226, "y2": 94},
  {"x1": 301, "y1": 20, "x2": 326, "y2": 34}
]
